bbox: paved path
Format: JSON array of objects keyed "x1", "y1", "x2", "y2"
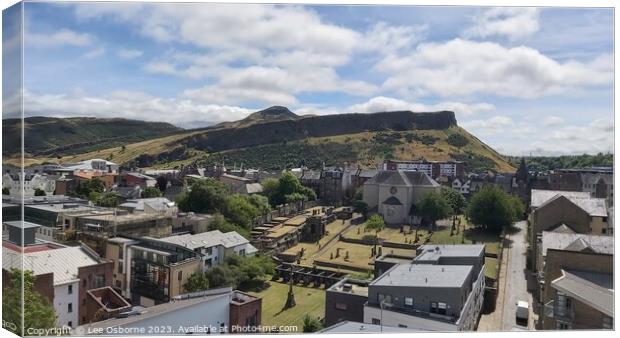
[
  {"x1": 500, "y1": 220, "x2": 534, "y2": 330},
  {"x1": 478, "y1": 220, "x2": 535, "y2": 331}
]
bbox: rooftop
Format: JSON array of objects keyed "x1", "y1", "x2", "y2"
[
  {"x1": 328, "y1": 278, "x2": 369, "y2": 296},
  {"x1": 158, "y1": 230, "x2": 251, "y2": 250},
  {"x1": 530, "y1": 189, "x2": 591, "y2": 208},
  {"x1": 541, "y1": 231, "x2": 614, "y2": 256},
  {"x1": 320, "y1": 321, "x2": 416, "y2": 333},
  {"x1": 3, "y1": 245, "x2": 100, "y2": 285},
  {"x1": 415, "y1": 244, "x2": 485, "y2": 262},
  {"x1": 371, "y1": 264, "x2": 472, "y2": 288},
  {"x1": 119, "y1": 197, "x2": 175, "y2": 212},
  {"x1": 365, "y1": 170, "x2": 440, "y2": 188},
  {"x1": 551, "y1": 269, "x2": 613, "y2": 317}
]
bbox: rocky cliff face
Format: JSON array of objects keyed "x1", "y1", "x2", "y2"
[{"x1": 183, "y1": 110, "x2": 457, "y2": 152}]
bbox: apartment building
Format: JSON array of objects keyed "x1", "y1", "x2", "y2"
[
  {"x1": 383, "y1": 160, "x2": 465, "y2": 179},
  {"x1": 2, "y1": 221, "x2": 125, "y2": 328},
  {"x1": 158, "y1": 230, "x2": 257, "y2": 270}
]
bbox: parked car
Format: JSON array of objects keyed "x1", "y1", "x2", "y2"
[{"x1": 516, "y1": 300, "x2": 529, "y2": 327}]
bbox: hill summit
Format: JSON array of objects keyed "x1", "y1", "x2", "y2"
[{"x1": 215, "y1": 105, "x2": 298, "y2": 129}]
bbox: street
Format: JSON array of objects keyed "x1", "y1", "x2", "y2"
[
  {"x1": 478, "y1": 220, "x2": 535, "y2": 331},
  {"x1": 500, "y1": 220, "x2": 534, "y2": 330}
]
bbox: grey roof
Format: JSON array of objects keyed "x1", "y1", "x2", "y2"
[
  {"x1": 158, "y1": 230, "x2": 253, "y2": 251},
  {"x1": 365, "y1": 170, "x2": 439, "y2": 187},
  {"x1": 549, "y1": 223, "x2": 577, "y2": 234},
  {"x1": 551, "y1": 269, "x2": 613, "y2": 317},
  {"x1": 3, "y1": 245, "x2": 99, "y2": 285},
  {"x1": 320, "y1": 321, "x2": 420, "y2": 333},
  {"x1": 581, "y1": 173, "x2": 613, "y2": 186},
  {"x1": 531, "y1": 190, "x2": 607, "y2": 217},
  {"x1": 415, "y1": 244, "x2": 485, "y2": 262},
  {"x1": 3, "y1": 221, "x2": 42, "y2": 229},
  {"x1": 371, "y1": 263, "x2": 472, "y2": 288},
  {"x1": 382, "y1": 196, "x2": 403, "y2": 206},
  {"x1": 119, "y1": 197, "x2": 175, "y2": 212},
  {"x1": 541, "y1": 231, "x2": 614, "y2": 256},
  {"x1": 530, "y1": 189, "x2": 591, "y2": 208},
  {"x1": 244, "y1": 183, "x2": 264, "y2": 194}
]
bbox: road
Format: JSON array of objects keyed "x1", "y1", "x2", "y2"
[{"x1": 500, "y1": 220, "x2": 534, "y2": 330}]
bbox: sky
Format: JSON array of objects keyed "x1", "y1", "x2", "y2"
[{"x1": 2, "y1": 2, "x2": 614, "y2": 156}]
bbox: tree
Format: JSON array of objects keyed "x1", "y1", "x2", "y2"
[
  {"x1": 466, "y1": 186, "x2": 516, "y2": 232},
  {"x1": 184, "y1": 272, "x2": 210, "y2": 292},
  {"x1": 141, "y1": 186, "x2": 163, "y2": 198},
  {"x1": 75, "y1": 178, "x2": 106, "y2": 199},
  {"x1": 34, "y1": 188, "x2": 46, "y2": 196},
  {"x1": 364, "y1": 214, "x2": 385, "y2": 252},
  {"x1": 353, "y1": 200, "x2": 368, "y2": 219},
  {"x1": 2, "y1": 269, "x2": 57, "y2": 335},
  {"x1": 248, "y1": 194, "x2": 271, "y2": 214},
  {"x1": 224, "y1": 195, "x2": 261, "y2": 229},
  {"x1": 261, "y1": 178, "x2": 281, "y2": 206},
  {"x1": 209, "y1": 214, "x2": 250, "y2": 238},
  {"x1": 509, "y1": 195, "x2": 525, "y2": 221},
  {"x1": 440, "y1": 187, "x2": 466, "y2": 230},
  {"x1": 96, "y1": 192, "x2": 120, "y2": 207},
  {"x1": 284, "y1": 192, "x2": 307, "y2": 203},
  {"x1": 302, "y1": 315, "x2": 323, "y2": 333},
  {"x1": 417, "y1": 191, "x2": 451, "y2": 230},
  {"x1": 205, "y1": 255, "x2": 275, "y2": 290},
  {"x1": 156, "y1": 176, "x2": 168, "y2": 192},
  {"x1": 177, "y1": 179, "x2": 228, "y2": 213}
]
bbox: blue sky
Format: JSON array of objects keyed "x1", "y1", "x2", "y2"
[{"x1": 3, "y1": 2, "x2": 614, "y2": 156}]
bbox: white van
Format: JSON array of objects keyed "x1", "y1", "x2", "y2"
[{"x1": 516, "y1": 300, "x2": 529, "y2": 327}]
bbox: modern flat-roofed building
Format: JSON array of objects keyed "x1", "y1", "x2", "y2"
[
  {"x1": 325, "y1": 279, "x2": 369, "y2": 326},
  {"x1": 74, "y1": 287, "x2": 262, "y2": 335}
]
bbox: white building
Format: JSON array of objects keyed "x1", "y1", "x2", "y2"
[
  {"x1": 158, "y1": 230, "x2": 258, "y2": 270},
  {"x1": 2, "y1": 172, "x2": 56, "y2": 197},
  {"x1": 451, "y1": 178, "x2": 471, "y2": 195}
]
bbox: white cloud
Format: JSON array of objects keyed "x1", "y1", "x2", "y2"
[
  {"x1": 542, "y1": 116, "x2": 564, "y2": 126},
  {"x1": 377, "y1": 39, "x2": 613, "y2": 99},
  {"x1": 82, "y1": 47, "x2": 105, "y2": 59},
  {"x1": 118, "y1": 48, "x2": 143, "y2": 59},
  {"x1": 345, "y1": 96, "x2": 495, "y2": 116},
  {"x1": 464, "y1": 7, "x2": 540, "y2": 41},
  {"x1": 26, "y1": 28, "x2": 93, "y2": 48},
  {"x1": 359, "y1": 22, "x2": 427, "y2": 54},
  {"x1": 22, "y1": 89, "x2": 252, "y2": 128},
  {"x1": 72, "y1": 3, "x2": 378, "y2": 104},
  {"x1": 460, "y1": 115, "x2": 514, "y2": 131},
  {"x1": 183, "y1": 66, "x2": 376, "y2": 106}
]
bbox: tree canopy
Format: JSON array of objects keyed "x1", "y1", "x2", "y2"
[
  {"x1": 261, "y1": 172, "x2": 317, "y2": 206},
  {"x1": 467, "y1": 186, "x2": 520, "y2": 232},
  {"x1": 142, "y1": 186, "x2": 163, "y2": 198},
  {"x1": 417, "y1": 191, "x2": 451, "y2": 228},
  {"x1": 176, "y1": 178, "x2": 228, "y2": 213},
  {"x1": 2, "y1": 269, "x2": 57, "y2": 335},
  {"x1": 204, "y1": 255, "x2": 276, "y2": 290},
  {"x1": 184, "y1": 272, "x2": 210, "y2": 292},
  {"x1": 364, "y1": 214, "x2": 385, "y2": 233}
]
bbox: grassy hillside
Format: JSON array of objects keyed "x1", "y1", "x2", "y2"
[
  {"x1": 10, "y1": 125, "x2": 514, "y2": 173},
  {"x1": 2, "y1": 116, "x2": 181, "y2": 157}
]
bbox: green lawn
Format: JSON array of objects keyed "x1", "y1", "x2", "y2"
[
  {"x1": 248, "y1": 280, "x2": 326, "y2": 330},
  {"x1": 427, "y1": 216, "x2": 501, "y2": 255},
  {"x1": 484, "y1": 257, "x2": 498, "y2": 279}
]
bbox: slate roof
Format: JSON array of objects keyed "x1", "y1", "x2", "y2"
[
  {"x1": 382, "y1": 196, "x2": 403, "y2": 206},
  {"x1": 532, "y1": 190, "x2": 607, "y2": 217},
  {"x1": 541, "y1": 231, "x2": 614, "y2": 256},
  {"x1": 551, "y1": 269, "x2": 613, "y2": 317},
  {"x1": 365, "y1": 170, "x2": 439, "y2": 187},
  {"x1": 158, "y1": 230, "x2": 254, "y2": 251},
  {"x1": 530, "y1": 189, "x2": 591, "y2": 208}
]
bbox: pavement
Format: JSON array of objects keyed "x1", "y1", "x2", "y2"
[{"x1": 478, "y1": 220, "x2": 536, "y2": 331}]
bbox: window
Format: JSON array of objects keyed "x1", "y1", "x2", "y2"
[
  {"x1": 602, "y1": 316, "x2": 612, "y2": 329},
  {"x1": 438, "y1": 302, "x2": 447, "y2": 315},
  {"x1": 68, "y1": 303, "x2": 73, "y2": 313},
  {"x1": 115, "y1": 280, "x2": 122, "y2": 288},
  {"x1": 602, "y1": 217, "x2": 608, "y2": 222},
  {"x1": 378, "y1": 293, "x2": 392, "y2": 305},
  {"x1": 371, "y1": 318, "x2": 381, "y2": 325},
  {"x1": 404, "y1": 297, "x2": 414, "y2": 308},
  {"x1": 205, "y1": 247, "x2": 213, "y2": 255},
  {"x1": 178, "y1": 271, "x2": 183, "y2": 281},
  {"x1": 556, "y1": 321, "x2": 571, "y2": 330},
  {"x1": 95, "y1": 274, "x2": 105, "y2": 288},
  {"x1": 68, "y1": 321, "x2": 72, "y2": 328},
  {"x1": 335, "y1": 303, "x2": 347, "y2": 310},
  {"x1": 68, "y1": 285, "x2": 73, "y2": 294},
  {"x1": 431, "y1": 302, "x2": 437, "y2": 313}
]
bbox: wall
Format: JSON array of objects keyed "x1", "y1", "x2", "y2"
[
  {"x1": 54, "y1": 281, "x2": 79, "y2": 328},
  {"x1": 325, "y1": 288, "x2": 368, "y2": 326},
  {"x1": 168, "y1": 259, "x2": 202, "y2": 299},
  {"x1": 78, "y1": 261, "x2": 114, "y2": 326}
]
